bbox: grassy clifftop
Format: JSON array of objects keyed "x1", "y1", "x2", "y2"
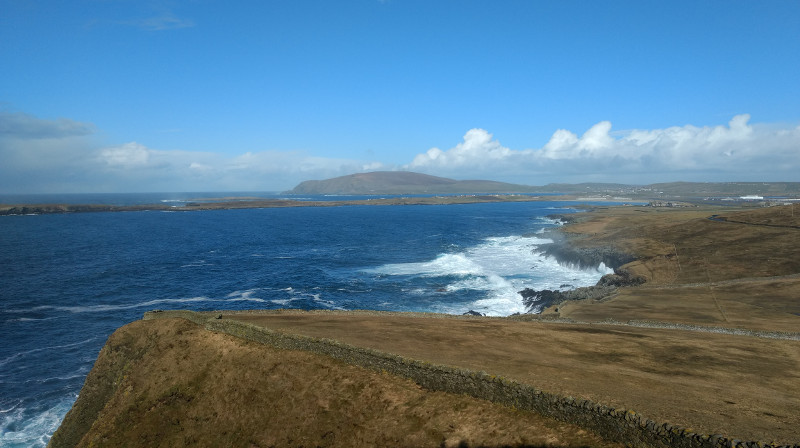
[
  {"x1": 49, "y1": 317, "x2": 620, "y2": 448},
  {"x1": 545, "y1": 204, "x2": 800, "y2": 332}
]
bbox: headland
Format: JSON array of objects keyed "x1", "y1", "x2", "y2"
[{"x1": 49, "y1": 204, "x2": 800, "y2": 447}]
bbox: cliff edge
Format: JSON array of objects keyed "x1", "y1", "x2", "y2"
[{"x1": 49, "y1": 317, "x2": 619, "y2": 448}]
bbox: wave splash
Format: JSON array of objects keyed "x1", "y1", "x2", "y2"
[
  {"x1": 368, "y1": 235, "x2": 611, "y2": 316},
  {"x1": 0, "y1": 397, "x2": 75, "y2": 448}
]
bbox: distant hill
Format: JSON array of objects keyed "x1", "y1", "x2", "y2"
[
  {"x1": 530, "y1": 182, "x2": 800, "y2": 196},
  {"x1": 287, "y1": 172, "x2": 800, "y2": 198},
  {"x1": 287, "y1": 171, "x2": 539, "y2": 195}
]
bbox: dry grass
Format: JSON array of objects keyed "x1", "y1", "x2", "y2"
[
  {"x1": 56, "y1": 318, "x2": 622, "y2": 448},
  {"x1": 228, "y1": 311, "x2": 800, "y2": 444},
  {"x1": 549, "y1": 205, "x2": 800, "y2": 332}
]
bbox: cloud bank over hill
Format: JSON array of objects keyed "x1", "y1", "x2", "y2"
[
  {"x1": 1, "y1": 110, "x2": 798, "y2": 194},
  {"x1": 407, "y1": 115, "x2": 799, "y2": 184}
]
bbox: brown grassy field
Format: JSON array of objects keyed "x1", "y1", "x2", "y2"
[
  {"x1": 546, "y1": 204, "x2": 800, "y2": 333},
  {"x1": 226, "y1": 310, "x2": 800, "y2": 444}
]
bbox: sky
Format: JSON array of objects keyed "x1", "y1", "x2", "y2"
[{"x1": 1, "y1": 0, "x2": 799, "y2": 193}]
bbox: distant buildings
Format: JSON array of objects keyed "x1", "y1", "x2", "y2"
[{"x1": 647, "y1": 201, "x2": 694, "y2": 207}]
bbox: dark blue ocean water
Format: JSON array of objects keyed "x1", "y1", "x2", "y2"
[{"x1": 0, "y1": 194, "x2": 616, "y2": 446}]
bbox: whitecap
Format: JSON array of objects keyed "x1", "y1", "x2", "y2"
[
  {"x1": 6, "y1": 297, "x2": 213, "y2": 314},
  {"x1": 225, "y1": 289, "x2": 268, "y2": 303},
  {"x1": 0, "y1": 397, "x2": 75, "y2": 448},
  {"x1": 366, "y1": 234, "x2": 611, "y2": 317},
  {"x1": 0, "y1": 337, "x2": 98, "y2": 368},
  {"x1": 0, "y1": 399, "x2": 22, "y2": 414}
]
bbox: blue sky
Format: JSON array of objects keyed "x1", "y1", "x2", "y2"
[{"x1": 1, "y1": 0, "x2": 799, "y2": 193}]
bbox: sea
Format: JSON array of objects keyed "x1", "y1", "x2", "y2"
[{"x1": 0, "y1": 192, "x2": 622, "y2": 447}]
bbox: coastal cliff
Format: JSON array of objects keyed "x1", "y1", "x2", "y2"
[{"x1": 48, "y1": 317, "x2": 619, "y2": 448}]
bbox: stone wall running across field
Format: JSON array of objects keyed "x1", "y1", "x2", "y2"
[{"x1": 143, "y1": 310, "x2": 798, "y2": 448}]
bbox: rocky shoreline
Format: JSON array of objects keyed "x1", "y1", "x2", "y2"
[
  {"x1": 518, "y1": 213, "x2": 646, "y2": 313},
  {"x1": 0, "y1": 194, "x2": 558, "y2": 216},
  {"x1": 518, "y1": 268, "x2": 646, "y2": 313}
]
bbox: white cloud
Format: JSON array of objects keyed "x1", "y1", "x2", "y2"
[
  {"x1": 2, "y1": 108, "x2": 797, "y2": 194},
  {"x1": 0, "y1": 112, "x2": 387, "y2": 193},
  {"x1": 407, "y1": 115, "x2": 800, "y2": 183},
  {"x1": 410, "y1": 128, "x2": 517, "y2": 168},
  {"x1": 100, "y1": 142, "x2": 151, "y2": 167}
]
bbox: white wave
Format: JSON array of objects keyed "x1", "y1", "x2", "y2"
[
  {"x1": 224, "y1": 289, "x2": 268, "y2": 303},
  {"x1": 367, "y1": 234, "x2": 611, "y2": 317},
  {"x1": 312, "y1": 296, "x2": 344, "y2": 310},
  {"x1": 24, "y1": 370, "x2": 90, "y2": 384},
  {"x1": 373, "y1": 253, "x2": 480, "y2": 277},
  {"x1": 180, "y1": 260, "x2": 211, "y2": 268},
  {"x1": 4, "y1": 316, "x2": 60, "y2": 323},
  {"x1": 0, "y1": 396, "x2": 75, "y2": 448},
  {"x1": 5, "y1": 297, "x2": 215, "y2": 314},
  {"x1": 7, "y1": 289, "x2": 300, "y2": 317},
  {"x1": 0, "y1": 337, "x2": 98, "y2": 368},
  {"x1": 0, "y1": 399, "x2": 22, "y2": 414}
]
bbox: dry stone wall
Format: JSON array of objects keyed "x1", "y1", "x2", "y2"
[{"x1": 143, "y1": 310, "x2": 798, "y2": 448}]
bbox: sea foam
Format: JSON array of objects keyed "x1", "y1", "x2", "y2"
[
  {"x1": 0, "y1": 397, "x2": 75, "y2": 448},
  {"x1": 368, "y1": 234, "x2": 610, "y2": 316}
]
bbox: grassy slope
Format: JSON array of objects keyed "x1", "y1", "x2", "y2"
[
  {"x1": 50, "y1": 318, "x2": 620, "y2": 448},
  {"x1": 228, "y1": 311, "x2": 800, "y2": 444},
  {"x1": 548, "y1": 204, "x2": 800, "y2": 332}
]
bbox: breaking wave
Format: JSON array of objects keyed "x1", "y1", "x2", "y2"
[{"x1": 367, "y1": 235, "x2": 612, "y2": 316}]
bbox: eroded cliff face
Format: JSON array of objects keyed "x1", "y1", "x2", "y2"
[{"x1": 49, "y1": 318, "x2": 618, "y2": 448}]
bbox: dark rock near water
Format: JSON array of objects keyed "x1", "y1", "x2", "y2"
[
  {"x1": 546, "y1": 213, "x2": 581, "y2": 225},
  {"x1": 540, "y1": 243, "x2": 635, "y2": 271},
  {"x1": 520, "y1": 285, "x2": 618, "y2": 311},
  {"x1": 462, "y1": 310, "x2": 485, "y2": 316},
  {"x1": 597, "y1": 268, "x2": 646, "y2": 287},
  {"x1": 520, "y1": 267, "x2": 646, "y2": 313}
]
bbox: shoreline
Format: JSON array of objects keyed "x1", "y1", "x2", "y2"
[
  {"x1": 515, "y1": 209, "x2": 643, "y2": 314},
  {"x1": 530, "y1": 204, "x2": 800, "y2": 331},
  {"x1": 0, "y1": 194, "x2": 640, "y2": 216}
]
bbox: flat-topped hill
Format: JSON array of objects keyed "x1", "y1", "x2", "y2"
[{"x1": 287, "y1": 171, "x2": 540, "y2": 194}]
